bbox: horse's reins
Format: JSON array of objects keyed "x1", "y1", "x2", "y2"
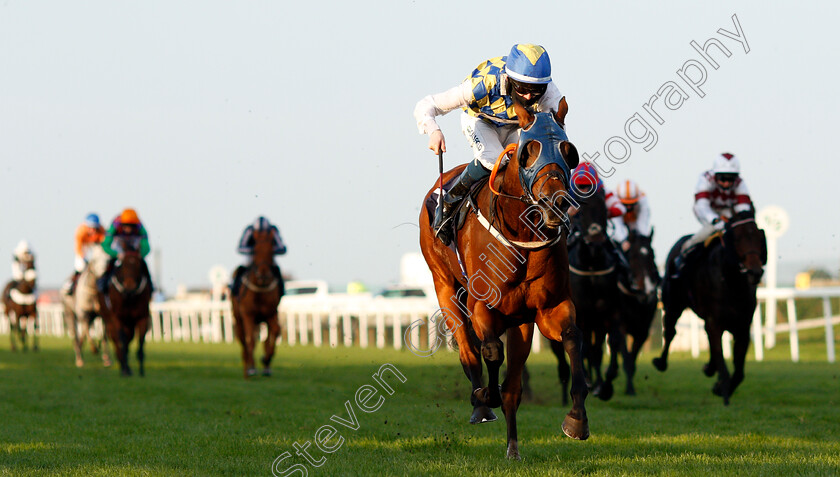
[{"x1": 111, "y1": 275, "x2": 148, "y2": 296}]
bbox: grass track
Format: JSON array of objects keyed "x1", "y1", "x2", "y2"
[{"x1": 0, "y1": 329, "x2": 838, "y2": 476}]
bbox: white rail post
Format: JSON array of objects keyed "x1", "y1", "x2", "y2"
[
  {"x1": 393, "y1": 314, "x2": 402, "y2": 350},
  {"x1": 342, "y1": 313, "x2": 353, "y2": 347},
  {"x1": 298, "y1": 313, "x2": 308, "y2": 345},
  {"x1": 376, "y1": 312, "x2": 385, "y2": 349},
  {"x1": 359, "y1": 313, "x2": 369, "y2": 348},
  {"x1": 328, "y1": 312, "x2": 338, "y2": 348},
  {"x1": 223, "y1": 306, "x2": 234, "y2": 343},
  {"x1": 765, "y1": 295, "x2": 777, "y2": 349},
  {"x1": 787, "y1": 297, "x2": 799, "y2": 363},
  {"x1": 312, "y1": 311, "x2": 323, "y2": 347},
  {"x1": 752, "y1": 303, "x2": 764, "y2": 361},
  {"x1": 408, "y1": 313, "x2": 420, "y2": 352},
  {"x1": 722, "y1": 332, "x2": 732, "y2": 359},
  {"x1": 823, "y1": 297, "x2": 835, "y2": 363},
  {"x1": 286, "y1": 311, "x2": 296, "y2": 345}
]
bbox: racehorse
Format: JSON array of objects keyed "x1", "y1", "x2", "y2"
[
  {"x1": 617, "y1": 230, "x2": 660, "y2": 396},
  {"x1": 231, "y1": 229, "x2": 284, "y2": 379},
  {"x1": 550, "y1": 188, "x2": 623, "y2": 402},
  {"x1": 62, "y1": 246, "x2": 112, "y2": 368},
  {"x1": 653, "y1": 209, "x2": 766, "y2": 404},
  {"x1": 101, "y1": 241, "x2": 152, "y2": 377},
  {"x1": 2, "y1": 253, "x2": 38, "y2": 352},
  {"x1": 420, "y1": 101, "x2": 588, "y2": 459}
]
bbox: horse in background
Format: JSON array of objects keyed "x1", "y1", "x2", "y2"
[
  {"x1": 420, "y1": 102, "x2": 588, "y2": 459},
  {"x1": 618, "y1": 230, "x2": 660, "y2": 396},
  {"x1": 231, "y1": 229, "x2": 284, "y2": 378},
  {"x1": 2, "y1": 253, "x2": 38, "y2": 351},
  {"x1": 550, "y1": 188, "x2": 623, "y2": 402},
  {"x1": 101, "y1": 240, "x2": 152, "y2": 377},
  {"x1": 653, "y1": 209, "x2": 766, "y2": 404},
  {"x1": 62, "y1": 246, "x2": 112, "y2": 368}
]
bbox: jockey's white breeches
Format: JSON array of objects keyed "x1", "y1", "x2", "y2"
[
  {"x1": 461, "y1": 113, "x2": 520, "y2": 170},
  {"x1": 74, "y1": 255, "x2": 87, "y2": 273}
]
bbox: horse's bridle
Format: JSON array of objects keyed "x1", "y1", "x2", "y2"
[
  {"x1": 726, "y1": 217, "x2": 764, "y2": 275},
  {"x1": 111, "y1": 257, "x2": 148, "y2": 296},
  {"x1": 482, "y1": 113, "x2": 573, "y2": 251}
]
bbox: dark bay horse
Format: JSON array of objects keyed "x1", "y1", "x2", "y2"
[
  {"x1": 420, "y1": 101, "x2": 588, "y2": 459},
  {"x1": 231, "y1": 229, "x2": 284, "y2": 379},
  {"x1": 618, "y1": 231, "x2": 660, "y2": 395},
  {"x1": 653, "y1": 209, "x2": 766, "y2": 404},
  {"x1": 2, "y1": 253, "x2": 38, "y2": 351},
  {"x1": 101, "y1": 245, "x2": 152, "y2": 377},
  {"x1": 62, "y1": 246, "x2": 112, "y2": 368},
  {"x1": 550, "y1": 189, "x2": 623, "y2": 402}
]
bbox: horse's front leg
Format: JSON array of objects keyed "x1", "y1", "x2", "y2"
[
  {"x1": 100, "y1": 318, "x2": 113, "y2": 367},
  {"x1": 537, "y1": 299, "x2": 589, "y2": 440},
  {"x1": 729, "y1": 324, "x2": 751, "y2": 396},
  {"x1": 119, "y1": 324, "x2": 135, "y2": 377},
  {"x1": 9, "y1": 312, "x2": 17, "y2": 352},
  {"x1": 261, "y1": 313, "x2": 280, "y2": 376},
  {"x1": 549, "y1": 339, "x2": 570, "y2": 406},
  {"x1": 501, "y1": 322, "x2": 533, "y2": 460},
  {"x1": 31, "y1": 313, "x2": 39, "y2": 352},
  {"x1": 599, "y1": 317, "x2": 625, "y2": 402},
  {"x1": 72, "y1": 314, "x2": 85, "y2": 367},
  {"x1": 136, "y1": 315, "x2": 149, "y2": 377},
  {"x1": 472, "y1": 302, "x2": 504, "y2": 410},
  {"x1": 706, "y1": 324, "x2": 731, "y2": 405}
]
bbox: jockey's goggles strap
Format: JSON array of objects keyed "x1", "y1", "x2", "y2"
[{"x1": 489, "y1": 144, "x2": 517, "y2": 196}]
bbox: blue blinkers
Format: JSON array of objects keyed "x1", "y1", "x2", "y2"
[{"x1": 517, "y1": 112, "x2": 572, "y2": 202}]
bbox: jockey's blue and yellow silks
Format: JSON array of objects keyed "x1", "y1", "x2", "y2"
[
  {"x1": 464, "y1": 56, "x2": 520, "y2": 127},
  {"x1": 506, "y1": 44, "x2": 551, "y2": 84}
]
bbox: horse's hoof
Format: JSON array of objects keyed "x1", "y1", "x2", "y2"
[
  {"x1": 103, "y1": 359, "x2": 112, "y2": 368},
  {"x1": 506, "y1": 440, "x2": 521, "y2": 460},
  {"x1": 652, "y1": 357, "x2": 667, "y2": 372},
  {"x1": 597, "y1": 382, "x2": 614, "y2": 401},
  {"x1": 473, "y1": 386, "x2": 503, "y2": 408},
  {"x1": 121, "y1": 370, "x2": 132, "y2": 377},
  {"x1": 247, "y1": 368, "x2": 257, "y2": 377},
  {"x1": 703, "y1": 363, "x2": 715, "y2": 377},
  {"x1": 75, "y1": 359, "x2": 84, "y2": 368},
  {"x1": 562, "y1": 414, "x2": 590, "y2": 440},
  {"x1": 262, "y1": 368, "x2": 271, "y2": 377},
  {"x1": 469, "y1": 406, "x2": 497, "y2": 424},
  {"x1": 625, "y1": 386, "x2": 636, "y2": 396}
]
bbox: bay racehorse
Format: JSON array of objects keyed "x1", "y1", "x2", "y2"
[
  {"x1": 420, "y1": 101, "x2": 588, "y2": 459},
  {"x1": 2, "y1": 253, "x2": 38, "y2": 351},
  {"x1": 617, "y1": 230, "x2": 660, "y2": 396},
  {"x1": 550, "y1": 188, "x2": 623, "y2": 402},
  {"x1": 62, "y1": 246, "x2": 112, "y2": 368},
  {"x1": 231, "y1": 229, "x2": 284, "y2": 378},
  {"x1": 101, "y1": 241, "x2": 152, "y2": 377},
  {"x1": 653, "y1": 209, "x2": 766, "y2": 404}
]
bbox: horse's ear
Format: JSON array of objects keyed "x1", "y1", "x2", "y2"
[
  {"x1": 514, "y1": 102, "x2": 534, "y2": 128},
  {"x1": 555, "y1": 97, "x2": 568, "y2": 128},
  {"x1": 560, "y1": 141, "x2": 580, "y2": 170}
]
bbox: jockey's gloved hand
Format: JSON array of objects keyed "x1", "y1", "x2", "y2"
[
  {"x1": 712, "y1": 217, "x2": 726, "y2": 231},
  {"x1": 428, "y1": 130, "x2": 446, "y2": 154}
]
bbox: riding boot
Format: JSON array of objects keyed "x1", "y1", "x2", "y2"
[
  {"x1": 97, "y1": 259, "x2": 116, "y2": 294},
  {"x1": 68, "y1": 271, "x2": 81, "y2": 295},
  {"x1": 271, "y1": 264, "x2": 282, "y2": 282},
  {"x1": 671, "y1": 247, "x2": 695, "y2": 280},
  {"x1": 230, "y1": 265, "x2": 246, "y2": 296},
  {"x1": 432, "y1": 160, "x2": 491, "y2": 246}
]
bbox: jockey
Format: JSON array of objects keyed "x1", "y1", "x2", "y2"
[
  {"x1": 414, "y1": 43, "x2": 567, "y2": 245},
  {"x1": 568, "y1": 163, "x2": 632, "y2": 286},
  {"x1": 97, "y1": 208, "x2": 152, "y2": 293},
  {"x1": 67, "y1": 213, "x2": 106, "y2": 295},
  {"x1": 10, "y1": 240, "x2": 35, "y2": 286},
  {"x1": 230, "y1": 216, "x2": 287, "y2": 296},
  {"x1": 610, "y1": 180, "x2": 653, "y2": 252},
  {"x1": 673, "y1": 152, "x2": 753, "y2": 276}
]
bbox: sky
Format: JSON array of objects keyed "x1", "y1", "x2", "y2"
[{"x1": 1, "y1": 1, "x2": 839, "y2": 293}]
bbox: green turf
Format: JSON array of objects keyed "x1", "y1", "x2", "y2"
[{"x1": 0, "y1": 327, "x2": 838, "y2": 476}]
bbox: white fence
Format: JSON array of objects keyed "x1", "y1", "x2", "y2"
[
  {"x1": 2, "y1": 287, "x2": 838, "y2": 362},
  {"x1": 671, "y1": 286, "x2": 839, "y2": 363}
]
